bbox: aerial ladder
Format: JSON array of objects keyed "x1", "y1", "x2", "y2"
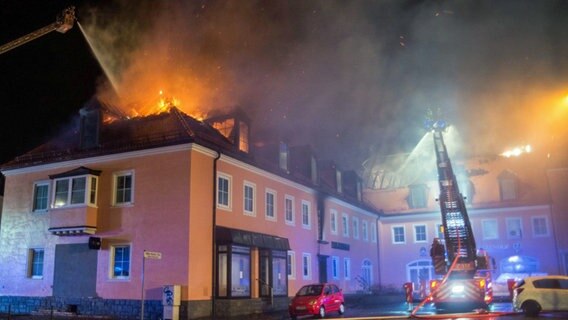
[
  {"x1": 0, "y1": 6, "x2": 76, "y2": 55},
  {"x1": 425, "y1": 115, "x2": 493, "y2": 311}
]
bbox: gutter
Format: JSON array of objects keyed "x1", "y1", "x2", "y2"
[{"x1": 211, "y1": 150, "x2": 221, "y2": 318}]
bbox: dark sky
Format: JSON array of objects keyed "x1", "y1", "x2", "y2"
[{"x1": 2, "y1": 0, "x2": 568, "y2": 174}]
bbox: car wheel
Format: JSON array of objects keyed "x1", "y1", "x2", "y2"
[
  {"x1": 338, "y1": 303, "x2": 345, "y2": 315},
  {"x1": 522, "y1": 300, "x2": 541, "y2": 317},
  {"x1": 290, "y1": 315, "x2": 297, "y2": 320},
  {"x1": 318, "y1": 306, "x2": 326, "y2": 318}
]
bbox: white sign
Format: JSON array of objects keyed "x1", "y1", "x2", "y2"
[{"x1": 144, "y1": 251, "x2": 162, "y2": 259}]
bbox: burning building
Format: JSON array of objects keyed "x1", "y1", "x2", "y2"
[{"x1": 0, "y1": 99, "x2": 379, "y2": 319}]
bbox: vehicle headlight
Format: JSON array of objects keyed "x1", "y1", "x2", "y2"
[{"x1": 308, "y1": 299, "x2": 318, "y2": 306}]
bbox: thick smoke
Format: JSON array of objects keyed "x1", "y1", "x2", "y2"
[{"x1": 78, "y1": 0, "x2": 568, "y2": 170}]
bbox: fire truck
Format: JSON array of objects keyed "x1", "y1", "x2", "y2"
[{"x1": 426, "y1": 116, "x2": 493, "y2": 311}]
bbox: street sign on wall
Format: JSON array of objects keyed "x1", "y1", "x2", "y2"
[{"x1": 144, "y1": 251, "x2": 162, "y2": 260}]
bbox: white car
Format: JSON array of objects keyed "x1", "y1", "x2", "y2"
[{"x1": 513, "y1": 275, "x2": 568, "y2": 316}]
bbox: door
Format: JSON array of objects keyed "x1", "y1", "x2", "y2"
[
  {"x1": 318, "y1": 255, "x2": 328, "y2": 284},
  {"x1": 53, "y1": 243, "x2": 98, "y2": 298}
]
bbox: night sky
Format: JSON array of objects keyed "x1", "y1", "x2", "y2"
[{"x1": 2, "y1": 1, "x2": 568, "y2": 185}]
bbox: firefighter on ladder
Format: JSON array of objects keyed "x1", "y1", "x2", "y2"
[{"x1": 430, "y1": 238, "x2": 447, "y2": 274}]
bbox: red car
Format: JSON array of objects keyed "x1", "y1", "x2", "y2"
[{"x1": 288, "y1": 283, "x2": 345, "y2": 319}]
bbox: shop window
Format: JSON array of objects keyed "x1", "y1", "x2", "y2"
[
  {"x1": 259, "y1": 250, "x2": 288, "y2": 297},
  {"x1": 217, "y1": 245, "x2": 251, "y2": 298}
]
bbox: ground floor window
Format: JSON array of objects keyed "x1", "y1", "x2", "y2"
[
  {"x1": 217, "y1": 245, "x2": 251, "y2": 298},
  {"x1": 28, "y1": 248, "x2": 44, "y2": 278},
  {"x1": 407, "y1": 260, "x2": 433, "y2": 295},
  {"x1": 259, "y1": 249, "x2": 288, "y2": 296}
]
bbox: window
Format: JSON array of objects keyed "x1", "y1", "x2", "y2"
[
  {"x1": 302, "y1": 253, "x2": 311, "y2": 280},
  {"x1": 301, "y1": 201, "x2": 311, "y2": 229},
  {"x1": 287, "y1": 251, "x2": 296, "y2": 279},
  {"x1": 52, "y1": 174, "x2": 98, "y2": 208},
  {"x1": 436, "y1": 223, "x2": 444, "y2": 239},
  {"x1": 111, "y1": 245, "x2": 131, "y2": 279},
  {"x1": 506, "y1": 217, "x2": 523, "y2": 239},
  {"x1": 265, "y1": 189, "x2": 276, "y2": 221},
  {"x1": 243, "y1": 182, "x2": 255, "y2": 216},
  {"x1": 330, "y1": 209, "x2": 338, "y2": 234},
  {"x1": 532, "y1": 216, "x2": 549, "y2": 237},
  {"x1": 217, "y1": 173, "x2": 231, "y2": 210},
  {"x1": 217, "y1": 245, "x2": 251, "y2": 297},
  {"x1": 414, "y1": 225, "x2": 427, "y2": 243},
  {"x1": 342, "y1": 214, "x2": 349, "y2": 237},
  {"x1": 239, "y1": 121, "x2": 249, "y2": 153},
  {"x1": 343, "y1": 258, "x2": 351, "y2": 280},
  {"x1": 482, "y1": 219, "x2": 498, "y2": 240},
  {"x1": 113, "y1": 171, "x2": 134, "y2": 205},
  {"x1": 279, "y1": 142, "x2": 289, "y2": 171},
  {"x1": 408, "y1": 184, "x2": 428, "y2": 209},
  {"x1": 28, "y1": 248, "x2": 44, "y2": 278},
  {"x1": 284, "y1": 195, "x2": 294, "y2": 225},
  {"x1": 336, "y1": 170, "x2": 342, "y2": 193},
  {"x1": 361, "y1": 221, "x2": 369, "y2": 242},
  {"x1": 392, "y1": 226, "x2": 405, "y2": 244},
  {"x1": 32, "y1": 182, "x2": 49, "y2": 212},
  {"x1": 259, "y1": 250, "x2": 287, "y2": 296},
  {"x1": 331, "y1": 256, "x2": 339, "y2": 279},
  {"x1": 352, "y1": 217, "x2": 360, "y2": 239},
  {"x1": 371, "y1": 221, "x2": 377, "y2": 242}
]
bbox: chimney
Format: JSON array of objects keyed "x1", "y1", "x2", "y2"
[{"x1": 79, "y1": 99, "x2": 102, "y2": 150}]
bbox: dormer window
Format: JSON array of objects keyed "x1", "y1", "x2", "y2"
[
  {"x1": 311, "y1": 156, "x2": 318, "y2": 185},
  {"x1": 207, "y1": 110, "x2": 251, "y2": 154},
  {"x1": 336, "y1": 170, "x2": 342, "y2": 194},
  {"x1": 239, "y1": 121, "x2": 249, "y2": 153},
  {"x1": 498, "y1": 170, "x2": 518, "y2": 201},
  {"x1": 279, "y1": 142, "x2": 289, "y2": 171},
  {"x1": 408, "y1": 184, "x2": 428, "y2": 209},
  {"x1": 49, "y1": 167, "x2": 101, "y2": 208}
]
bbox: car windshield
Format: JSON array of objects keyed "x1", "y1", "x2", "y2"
[{"x1": 297, "y1": 285, "x2": 323, "y2": 296}]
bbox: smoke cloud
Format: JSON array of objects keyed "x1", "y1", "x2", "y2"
[{"x1": 78, "y1": 0, "x2": 568, "y2": 170}]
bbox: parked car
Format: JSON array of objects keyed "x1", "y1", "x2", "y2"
[
  {"x1": 513, "y1": 275, "x2": 568, "y2": 316},
  {"x1": 288, "y1": 283, "x2": 345, "y2": 319}
]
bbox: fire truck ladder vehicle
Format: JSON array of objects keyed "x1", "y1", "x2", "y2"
[
  {"x1": 426, "y1": 118, "x2": 493, "y2": 311},
  {"x1": 0, "y1": 6, "x2": 76, "y2": 55}
]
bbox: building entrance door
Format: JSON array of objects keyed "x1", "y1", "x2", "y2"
[{"x1": 53, "y1": 243, "x2": 98, "y2": 298}]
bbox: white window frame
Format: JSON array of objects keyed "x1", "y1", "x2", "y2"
[
  {"x1": 216, "y1": 172, "x2": 232, "y2": 211},
  {"x1": 532, "y1": 216, "x2": 550, "y2": 237},
  {"x1": 371, "y1": 221, "x2": 377, "y2": 243},
  {"x1": 482, "y1": 219, "x2": 499, "y2": 240},
  {"x1": 27, "y1": 248, "x2": 44, "y2": 279},
  {"x1": 287, "y1": 251, "x2": 296, "y2": 279},
  {"x1": 506, "y1": 217, "x2": 523, "y2": 239},
  {"x1": 343, "y1": 257, "x2": 351, "y2": 280},
  {"x1": 330, "y1": 209, "x2": 338, "y2": 235},
  {"x1": 362, "y1": 220, "x2": 368, "y2": 241},
  {"x1": 392, "y1": 225, "x2": 405, "y2": 244},
  {"x1": 52, "y1": 175, "x2": 98, "y2": 208},
  {"x1": 32, "y1": 181, "x2": 50, "y2": 212},
  {"x1": 265, "y1": 188, "x2": 277, "y2": 221},
  {"x1": 352, "y1": 217, "x2": 360, "y2": 239},
  {"x1": 243, "y1": 181, "x2": 256, "y2": 216},
  {"x1": 301, "y1": 200, "x2": 311, "y2": 229},
  {"x1": 284, "y1": 195, "x2": 295, "y2": 225},
  {"x1": 414, "y1": 224, "x2": 427, "y2": 243},
  {"x1": 342, "y1": 213, "x2": 349, "y2": 238},
  {"x1": 112, "y1": 170, "x2": 134, "y2": 206},
  {"x1": 435, "y1": 223, "x2": 444, "y2": 239},
  {"x1": 110, "y1": 244, "x2": 132, "y2": 280},
  {"x1": 331, "y1": 256, "x2": 339, "y2": 279},
  {"x1": 302, "y1": 253, "x2": 311, "y2": 280}
]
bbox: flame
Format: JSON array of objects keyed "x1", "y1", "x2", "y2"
[{"x1": 501, "y1": 145, "x2": 532, "y2": 158}]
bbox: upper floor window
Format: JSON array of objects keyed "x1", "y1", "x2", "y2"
[
  {"x1": 506, "y1": 217, "x2": 522, "y2": 239},
  {"x1": 243, "y1": 182, "x2": 255, "y2": 216},
  {"x1": 32, "y1": 181, "x2": 49, "y2": 212},
  {"x1": 111, "y1": 244, "x2": 131, "y2": 279},
  {"x1": 28, "y1": 248, "x2": 44, "y2": 279},
  {"x1": 113, "y1": 171, "x2": 134, "y2": 205},
  {"x1": 498, "y1": 170, "x2": 518, "y2": 201},
  {"x1": 362, "y1": 220, "x2": 368, "y2": 241},
  {"x1": 265, "y1": 189, "x2": 277, "y2": 221},
  {"x1": 392, "y1": 226, "x2": 405, "y2": 244},
  {"x1": 330, "y1": 209, "x2": 338, "y2": 234},
  {"x1": 414, "y1": 225, "x2": 427, "y2": 243},
  {"x1": 352, "y1": 217, "x2": 360, "y2": 239},
  {"x1": 482, "y1": 219, "x2": 498, "y2": 240},
  {"x1": 532, "y1": 216, "x2": 549, "y2": 237},
  {"x1": 217, "y1": 173, "x2": 232, "y2": 210},
  {"x1": 52, "y1": 176, "x2": 98, "y2": 208},
  {"x1": 301, "y1": 201, "x2": 311, "y2": 229},
  {"x1": 342, "y1": 214, "x2": 349, "y2": 237},
  {"x1": 370, "y1": 221, "x2": 377, "y2": 242},
  {"x1": 408, "y1": 184, "x2": 428, "y2": 209},
  {"x1": 436, "y1": 223, "x2": 444, "y2": 239},
  {"x1": 285, "y1": 195, "x2": 294, "y2": 225}
]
